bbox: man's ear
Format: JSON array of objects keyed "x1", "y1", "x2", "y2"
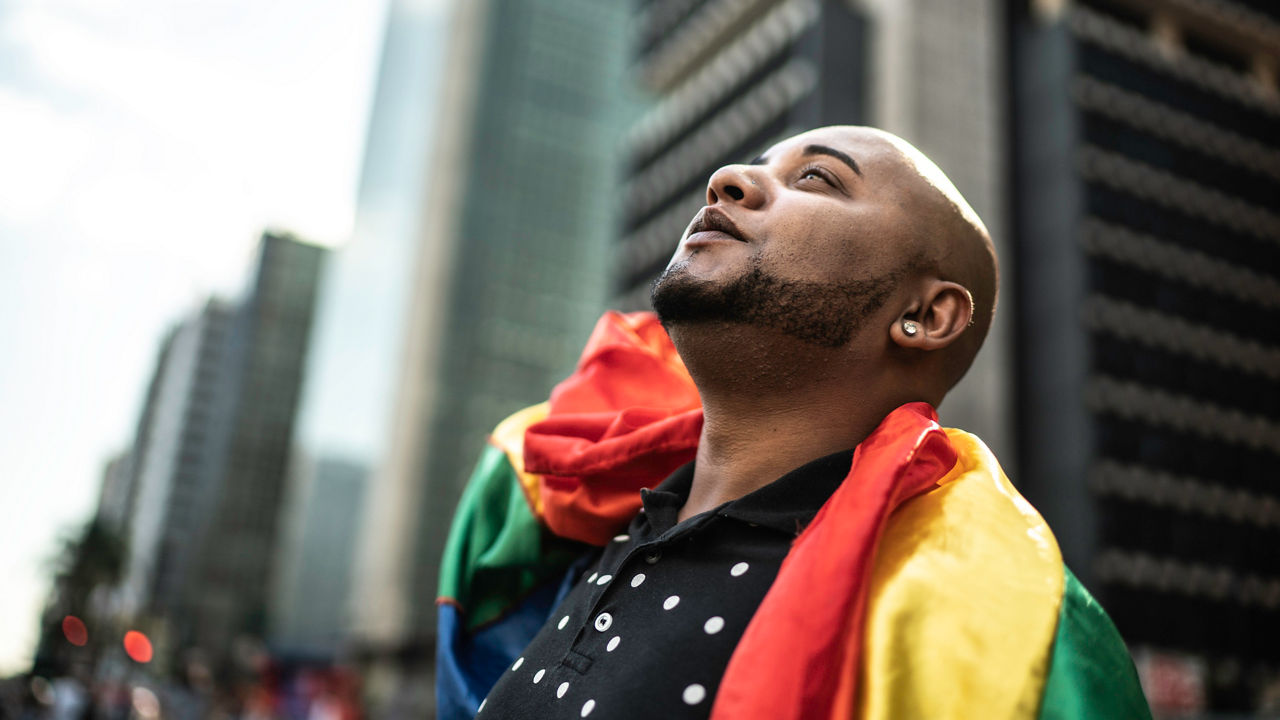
[{"x1": 889, "y1": 280, "x2": 974, "y2": 350}]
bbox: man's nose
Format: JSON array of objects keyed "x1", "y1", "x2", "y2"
[{"x1": 706, "y1": 165, "x2": 765, "y2": 209}]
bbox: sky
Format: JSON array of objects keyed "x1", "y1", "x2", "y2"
[{"x1": 0, "y1": 0, "x2": 389, "y2": 674}]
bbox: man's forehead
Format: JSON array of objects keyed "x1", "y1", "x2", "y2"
[{"x1": 759, "y1": 126, "x2": 897, "y2": 165}]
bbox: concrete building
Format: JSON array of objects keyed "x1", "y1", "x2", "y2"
[
  {"x1": 335, "y1": 0, "x2": 631, "y2": 714},
  {"x1": 1010, "y1": 0, "x2": 1280, "y2": 713},
  {"x1": 94, "y1": 451, "x2": 135, "y2": 538},
  {"x1": 121, "y1": 299, "x2": 235, "y2": 630},
  {"x1": 175, "y1": 233, "x2": 325, "y2": 666},
  {"x1": 270, "y1": 455, "x2": 366, "y2": 659},
  {"x1": 116, "y1": 233, "x2": 324, "y2": 676}
]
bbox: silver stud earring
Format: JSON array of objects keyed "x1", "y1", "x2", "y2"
[{"x1": 902, "y1": 320, "x2": 919, "y2": 337}]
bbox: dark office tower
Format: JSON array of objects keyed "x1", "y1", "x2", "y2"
[
  {"x1": 176, "y1": 232, "x2": 325, "y2": 667},
  {"x1": 1011, "y1": 0, "x2": 1280, "y2": 713},
  {"x1": 348, "y1": 3, "x2": 629, "y2": 711},
  {"x1": 614, "y1": 0, "x2": 870, "y2": 309}
]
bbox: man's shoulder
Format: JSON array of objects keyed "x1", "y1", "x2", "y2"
[{"x1": 860, "y1": 428, "x2": 1150, "y2": 720}]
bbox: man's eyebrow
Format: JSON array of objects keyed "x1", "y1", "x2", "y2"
[
  {"x1": 803, "y1": 144, "x2": 862, "y2": 176},
  {"x1": 747, "y1": 145, "x2": 863, "y2": 176}
]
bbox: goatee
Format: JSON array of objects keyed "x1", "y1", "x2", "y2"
[{"x1": 650, "y1": 256, "x2": 896, "y2": 349}]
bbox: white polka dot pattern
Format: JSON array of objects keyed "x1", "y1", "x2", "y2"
[
  {"x1": 512, "y1": 657, "x2": 524, "y2": 671},
  {"x1": 469, "y1": 448, "x2": 854, "y2": 718}
]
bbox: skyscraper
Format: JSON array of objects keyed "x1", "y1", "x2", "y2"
[
  {"x1": 116, "y1": 232, "x2": 324, "y2": 675},
  {"x1": 338, "y1": 0, "x2": 631, "y2": 714},
  {"x1": 121, "y1": 299, "x2": 235, "y2": 628},
  {"x1": 177, "y1": 233, "x2": 325, "y2": 665},
  {"x1": 1011, "y1": 0, "x2": 1280, "y2": 713},
  {"x1": 270, "y1": 455, "x2": 366, "y2": 659}
]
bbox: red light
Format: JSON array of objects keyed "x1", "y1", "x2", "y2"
[
  {"x1": 61, "y1": 616, "x2": 87, "y2": 646},
  {"x1": 123, "y1": 631, "x2": 153, "y2": 663}
]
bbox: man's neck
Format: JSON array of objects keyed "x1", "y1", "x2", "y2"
[{"x1": 668, "y1": 323, "x2": 899, "y2": 522}]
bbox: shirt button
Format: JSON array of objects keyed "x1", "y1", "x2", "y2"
[
  {"x1": 644, "y1": 551, "x2": 661, "y2": 565},
  {"x1": 594, "y1": 612, "x2": 613, "y2": 632}
]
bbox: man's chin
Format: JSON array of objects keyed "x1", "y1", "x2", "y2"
[
  {"x1": 650, "y1": 263, "x2": 731, "y2": 327},
  {"x1": 651, "y1": 260, "x2": 893, "y2": 349}
]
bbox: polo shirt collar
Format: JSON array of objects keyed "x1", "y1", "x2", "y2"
[{"x1": 640, "y1": 448, "x2": 855, "y2": 536}]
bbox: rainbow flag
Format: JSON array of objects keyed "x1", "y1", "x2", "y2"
[{"x1": 436, "y1": 311, "x2": 1151, "y2": 719}]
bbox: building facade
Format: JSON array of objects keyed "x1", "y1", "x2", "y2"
[
  {"x1": 121, "y1": 299, "x2": 234, "y2": 630},
  {"x1": 342, "y1": 0, "x2": 631, "y2": 715},
  {"x1": 114, "y1": 233, "x2": 325, "y2": 677},
  {"x1": 1011, "y1": 0, "x2": 1280, "y2": 713},
  {"x1": 270, "y1": 455, "x2": 366, "y2": 659},
  {"x1": 176, "y1": 234, "x2": 325, "y2": 667}
]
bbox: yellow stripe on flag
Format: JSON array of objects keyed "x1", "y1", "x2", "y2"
[
  {"x1": 489, "y1": 402, "x2": 550, "y2": 517},
  {"x1": 858, "y1": 429, "x2": 1065, "y2": 720}
]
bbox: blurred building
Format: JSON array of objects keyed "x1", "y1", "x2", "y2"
[
  {"x1": 328, "y1": 0, "x2": 630, "y2": 715},
  {"x1": 93, "y1": 451, "x2": 135, "y2": 537},
  {"x1": 284, "y1": 0, "x2": 453, "y2": 692},
  {"x1": 98, "y1": 319, "x2": 178, "y2": 543},
  {"x1": 616, "y1": 0, "x2": 1014, "y2": 458},
  {"x1": 121, "y1": 299, "x2": 235, "y2": 629},
  {"x1": 1011, "y1": 0, "x2": 1280, "y2": 714},
  {"x1": 179, "y1": 234, "x2": 325, "y2": 664},
  {"x1": 115, "y1": 232, "x2": 325, "y2": 676},
  {"x1": 270, "y1": 455, "x2": 366, "y2": 660}
]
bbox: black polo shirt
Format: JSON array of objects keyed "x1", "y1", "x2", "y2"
[{"x1": 476, "y1": 448, "x2": 854, "y2": 719}]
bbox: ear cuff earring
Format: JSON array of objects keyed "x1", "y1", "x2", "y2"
[{"x1": 902, "y1": 320, "x2": 919, "y2": 337}]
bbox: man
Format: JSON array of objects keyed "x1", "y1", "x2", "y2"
[{"x1": 437, "y1": 127, "x2": 1151, "y2": 719}]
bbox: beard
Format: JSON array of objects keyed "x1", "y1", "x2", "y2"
[{"x1": 650, "y1": 255, "x2": 896, "y2": 349}]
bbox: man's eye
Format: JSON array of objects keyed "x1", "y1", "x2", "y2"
[{"x1": 799, "y1": 167, "x2": 830, "y2": 184}]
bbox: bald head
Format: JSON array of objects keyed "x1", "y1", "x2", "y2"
[{"x1": 851, "y1": 127, "x2": 999, "y2": 388}]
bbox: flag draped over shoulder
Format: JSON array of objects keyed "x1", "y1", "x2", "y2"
[
  {"x1": 435, "y1": 311, "x2": 702, "y2": 717},
  {"x1": 436, "y1": 311, "x2": 1152, "y2": 720}
]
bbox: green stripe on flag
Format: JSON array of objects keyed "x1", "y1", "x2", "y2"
[
  {"x1": 1038, "y1": 566, "x2": 1152, "y2": 720},
  {"x1": 438, "y1": 444, "x2": 586, "y2": 631}
]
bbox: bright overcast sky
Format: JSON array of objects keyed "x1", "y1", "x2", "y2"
[{"x1": 0, "y1": 0, "x2": 388, "y2": 673}]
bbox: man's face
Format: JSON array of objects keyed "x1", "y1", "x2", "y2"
[{"x1": 651, "y1": 127, "x2": 922, "y2": 348}]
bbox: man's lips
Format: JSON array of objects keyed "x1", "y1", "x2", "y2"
[{"x1": 685, "y1": 207, "x2": 749, "y2": 246}]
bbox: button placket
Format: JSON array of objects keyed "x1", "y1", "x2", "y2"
[{"x1": 567, "y1": 538, "x2": 641, "y2": 653}]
